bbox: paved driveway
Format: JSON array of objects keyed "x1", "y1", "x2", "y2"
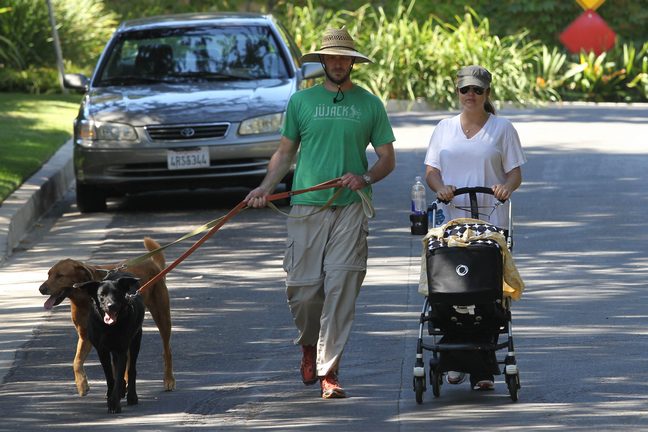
[{"x1": 0, "y1": 104, "x2": 647, "y2": 431}]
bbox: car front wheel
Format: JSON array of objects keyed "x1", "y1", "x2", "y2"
[{"x1": 76, "y1": 183, "x2": 107, "y2": 213}]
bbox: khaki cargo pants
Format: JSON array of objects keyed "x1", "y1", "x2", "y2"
[{"x1": 283, "y1": 202, "x2": 368, "y2": 377}]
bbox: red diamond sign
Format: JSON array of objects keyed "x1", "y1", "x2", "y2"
[{"x1": 560, "y1": 10, "x2": 616, "y2": 55}]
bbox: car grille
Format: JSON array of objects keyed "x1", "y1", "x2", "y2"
[{"x1": 145, "y1": 123, "x2": 230, "y2": 141}]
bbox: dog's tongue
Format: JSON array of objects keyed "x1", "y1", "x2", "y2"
[
  {"x1": 104, "y1": 312, "x2": 116, "y2": 325},
  {"x1": 44, "y1": 296, "x2": 57, "y2": 310}
]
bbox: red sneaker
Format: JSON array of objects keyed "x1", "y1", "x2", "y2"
[
  {"x1": 320, "y1": 371, "x2": 346, "y2": 399},
  {"x1": 300, "y1": 345, "x2": 317, "y2": 385}
]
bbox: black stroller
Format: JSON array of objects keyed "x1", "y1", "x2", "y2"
[{"x1": 413, "y1": 187, "x2": 521, "y2": 403}]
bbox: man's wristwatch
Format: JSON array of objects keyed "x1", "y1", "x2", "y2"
[{"x1": 361, "y1": 173, "x2": 373, "y2": 185}]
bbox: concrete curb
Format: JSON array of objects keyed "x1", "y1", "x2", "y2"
[{"x1": 0, "y1": 140, "x2": 74, "y2": 265}]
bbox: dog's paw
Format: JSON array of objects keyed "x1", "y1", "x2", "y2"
[
  {"x1": 127, "y1": 393, "x2": 138, "y2": 405},
  {"x1": 107, "y1": 402, "x2": 122, "y2": 414},
  {"x1": 75, "y1": 377, "x2": 90, "y2": 396},
  {"x1": 164, "y1": 376, "x2": 176, "y2": 391}
]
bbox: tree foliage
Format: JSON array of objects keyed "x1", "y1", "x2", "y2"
[
  {"x1": 0, "y1": 0, "x2": 646, "y2": 102},
  {"x1": 273, "y1": 0, "x2": 648, "y2": 46},
  {"x1": 0, "y1": 0, "x2": 117, "y2": 69}
]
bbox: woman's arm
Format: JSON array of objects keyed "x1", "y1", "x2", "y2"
[
  {"x1": 492, "y1": 166, "x2": 522, "y2": 201},
  {"x1": 425, "y1": 165, "x2": 455, "y2": 201}
]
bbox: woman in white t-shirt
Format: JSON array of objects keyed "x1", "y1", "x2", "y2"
[
  {"x1": 423, "y1": 65, "x2": 527, "y2": 391},
  {"x1": 424, "y1": 65, "x2": 527, "y2": 229}
]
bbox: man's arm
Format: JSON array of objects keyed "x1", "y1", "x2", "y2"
[
  {"x1": 341, "y1": 142, "x2": 396, "y2": 191},
  {"x1": 245, "y1": 135, "x2": 299, "y2": 207}
]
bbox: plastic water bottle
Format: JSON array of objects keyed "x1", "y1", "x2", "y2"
[
  {"x1": 410, "y1": 176, "x2": 428, "y2": 235},
  {"x1": 411, "y1": 176, "x2": 427, "y2": 214}
]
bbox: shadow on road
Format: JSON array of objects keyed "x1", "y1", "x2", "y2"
[{"x1": 2, "y1": 106, "x2": 648, "y2": 430}]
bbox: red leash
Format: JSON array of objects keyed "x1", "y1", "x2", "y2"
[{"x1": 136, "y1": 177, "x2": 343, "y2": 294}]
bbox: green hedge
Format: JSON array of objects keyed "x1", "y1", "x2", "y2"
[
  {"x1": 560, "y1": 42, "x2": 648, "y2": 102},
  {"x1": 278, "y1": 1, "x2": 648, "y2": 106},
  {"x1": 0, "y1": 65, "x2": 60, "y2": 94},
  {"x1": 275, "y1": 0, "x2": 648, "y2": 47}
]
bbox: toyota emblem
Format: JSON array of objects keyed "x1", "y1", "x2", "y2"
[{"x1": 180, "y1": 127, "x2": 195, "y2": 137}]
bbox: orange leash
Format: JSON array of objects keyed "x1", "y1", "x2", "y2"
[{"x1": 136, "y1": 177, "x2": 343, "y2": 295}]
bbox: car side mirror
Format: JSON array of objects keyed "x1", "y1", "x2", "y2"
[
  {"x1": 64, "y1": 73, "x2": 89, "y2": 92},
  {"x1": 301, "y1": 62, "x2": 324, "y2": 80}
]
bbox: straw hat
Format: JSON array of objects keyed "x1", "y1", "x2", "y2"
[{"x1": 301, "y1": 27, "x2": 372, "y2": 64}]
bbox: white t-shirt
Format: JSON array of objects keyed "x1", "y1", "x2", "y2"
[{"x1": 424, "y1": 113, "x2": 527, "y2": 228}]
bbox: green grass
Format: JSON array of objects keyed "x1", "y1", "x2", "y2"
[{"x1": 0, "y1": 92, "x2": 81, "y2": 203}]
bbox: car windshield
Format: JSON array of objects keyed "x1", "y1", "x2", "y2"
[{"x1": 94, "y1": 25, "x2": 289, "y2": 86}]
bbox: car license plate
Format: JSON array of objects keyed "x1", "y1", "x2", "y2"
[{"x1": 167, "y1": 147, "x2": 210, "y2": 170}]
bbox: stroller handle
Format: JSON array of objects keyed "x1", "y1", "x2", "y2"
[
  {"x1": 432, "y1": 185, "x2": 513, "y2": 251},
  {"x1": 438, "y1": 186, "x2": 506, "y2": 205}
]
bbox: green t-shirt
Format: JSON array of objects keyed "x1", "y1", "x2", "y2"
[{"x1": 281, "y1": 84, "x2": 395, "y2": 206}]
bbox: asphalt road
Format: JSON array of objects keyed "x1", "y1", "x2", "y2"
[{"x1": 0, "y1": 104, "x2": 647, "y2": 431}]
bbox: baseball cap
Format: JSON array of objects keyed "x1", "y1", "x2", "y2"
[{"x1": 457, "y1": 65, "x2": 492, "y2": 88}]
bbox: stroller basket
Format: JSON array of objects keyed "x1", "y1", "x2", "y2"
[
  {"x1": 426, "y1": 243, "x2": 503, "y2": 305},
  {"x1": 427, "y1": 242, "x2": 506, "y2": 336}
]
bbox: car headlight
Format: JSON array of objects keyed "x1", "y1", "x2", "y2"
[
  {"x1": 76, "y1": 119, "x2": 138, "y2": 147},
  {"x1": 238, "y1": 112, "x2": 283, "y2": 135}
]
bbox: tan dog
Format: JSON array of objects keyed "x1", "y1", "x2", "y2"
[{"x1": 39, "y1": 237, "x2": 175, "y2": 396}]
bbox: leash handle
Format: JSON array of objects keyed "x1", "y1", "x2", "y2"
[
  {"x1": 266, "y1": 177, "x2": 343, "y2": 202},
  {"x1": 266, "y1": 176, "x2": 374, "y2": 218}
]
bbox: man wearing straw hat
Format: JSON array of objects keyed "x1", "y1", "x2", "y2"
[{"x1": 245, "y1": 27, "x2": 395, "y2": 399}]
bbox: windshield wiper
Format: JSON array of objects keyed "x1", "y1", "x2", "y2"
[
  {"x1": 96, "y1": 75, "x2": 174, "y2": 86},
  {"x1": 169, "y1": 71, "x2": 255, "y2": 81}
]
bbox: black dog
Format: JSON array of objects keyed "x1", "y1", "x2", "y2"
[{"x1": 74, "y1": 272, "x2": 144, "y2": 413}]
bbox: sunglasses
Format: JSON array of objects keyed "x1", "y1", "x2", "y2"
[{"x1": 459, "y1": 86, "x2": 486, "y2": 95}]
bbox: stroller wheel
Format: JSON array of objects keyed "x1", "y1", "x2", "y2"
[
  {"x1": 506, "y1": 373, "x2": 520, "y2": 402},
  {"x1": 414, "y1": 376, "x2": 425, "y2": 404},
  {"x1": 431, "y1": 369, "x2": 442, "y2": 398}
]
